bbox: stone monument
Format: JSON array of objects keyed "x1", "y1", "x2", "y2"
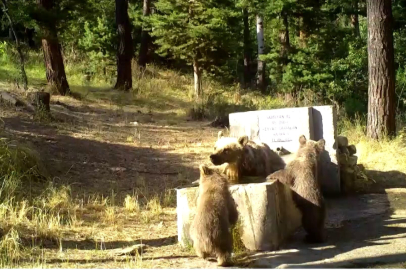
[{"x1": 228, "y1": 105, "x2": 340, "y2": 195}]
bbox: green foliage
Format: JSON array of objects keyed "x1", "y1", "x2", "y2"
[
  {"x1": 78, "y1": 15, "x2": 116, "y2": 75},
  {"x1": 150, "y1": 0, "x2": 241, "y2": 79},
  {"x1": 261, "y1": 0, "x2": 369, "y2": 111},
  {"x1": 0, "y1": 0, "x2": 406, "y2": 117}
]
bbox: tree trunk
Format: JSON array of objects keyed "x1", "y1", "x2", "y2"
[
  {"x1": 280, "y1": 11, "x2": 290, "y2": 63},
  {"x1": 1, "y1": 0, "x2": 28, "y2": 90},
  {"x1": 114, "y1": 0, "x2": 133, "y2": 91},
  {"x1": 243, "y1": 8, "x2": 251, "y2": 89},
  {"x1": 138, "y1": 0, "x2": 151, "y2": 70},
  {"x1": 256, "y1": 15, "x2": 266, "y2": 92},
  {"x1": 37, "y1": 0, "x2": 70, "y2": 96},
  {"x1": 28, "y1": 91, "x2": 51, "y2": 112},
  {"x1": 279, "y1": 9, "x2": 290, "y2": 72},
  {"x1": 366, "y1": 0, "x2": 396, "y2": 139},
  {"x1": 279, "y1": 10, "x2": 291, "y2": 101},
  {"x1": 299, "y1": 15, "x2": 307, "y2": 48},
  {"x1": 351, "y1": 0, "x2": 360, "y2": 37},
  {"x1": 193, "y1": 58, "x2": 202, "y2": 99}
]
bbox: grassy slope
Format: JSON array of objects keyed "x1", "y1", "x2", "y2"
[{"x1": 0, "y1": 51, "x2": 406, "y2": 268}]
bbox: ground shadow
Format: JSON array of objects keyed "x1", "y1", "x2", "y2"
[
  {"x1": 2, "y1": 116, "x2": 201, "y2": 202},
  {"x1": 20, "y1": 254, "x2": 195, "y2": 265},
  {"x1": 20, "y1": 235, "x2": 178, "y2": 250},
  {"x1": 365, "y1": 170, "x2": 406, "y2": 192},
  {"x1": 237, "y1": 188, "x2": 406, "y2": 268}
]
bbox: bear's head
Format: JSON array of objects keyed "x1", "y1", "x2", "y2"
[
  {"x1": 297, "y1": 135, "x2": 325, "y2": 159},
  {"x1": 198, "y1": 163, "x2": 229, "y2": 186},
  {"x1": 210, "y1": 131, "x2": 248, "y2": 166}
]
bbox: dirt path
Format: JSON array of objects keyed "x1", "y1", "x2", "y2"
[{"x1": 1, "y1": 90, "x2": 406, "y2": 268}]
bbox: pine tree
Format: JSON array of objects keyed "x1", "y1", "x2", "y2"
[{"x1": 150, "y1": 0, "x2": 238, "y2": 99}]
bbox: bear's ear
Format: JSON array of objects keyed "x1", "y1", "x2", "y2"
[
  {"x1": 218, "y1": 131, "x2": 224, "y2": 139},
  {"x1": 217, "y1": 162, "x2": 229, "y2": 174},
  {"x1": 199, "y1": 164, "x2": 212, "y2": 176},
  {"x1": 299, "y1": 135, "x2": 307, "y2": 146},
  {"x1": 238, "y1": 135, "x2": 249, "y2": 146},
  {"x1": 316, "y1": 139, "x2": 326, "y2": 152}
]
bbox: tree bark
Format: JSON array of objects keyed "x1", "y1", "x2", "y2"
[
  {"x1": 28, "y1": 91, "x2": 51, "y2": 112},
  {"x1": 351, "y1": 0, "x2": 360, "y2": 37},
  {"x1": 299, "y1": 15, "x2": 307, "y2": 48},
  {"x1": 1, "y1": 0, "x2": 28, "y2": 90},
  {"x1": 279, "y1": 10, "x2": 291, "y2": 102},
  {"x1": 366, "y1": 0, "x2": 396, "y2": 139},
  {"x1": 256, "y1": 15, "x2": 266, "y2": 92},
  {"x1": 138, "y1": 0, "x2": 151, "y2": 70},
  {"x1": 114, "y1": 0, "x2": 133, "y2": 91},
  {"x1": 243, "y1": 8, "x2": 251, "y2": 89},
  {"x1": 193, "y1": 57, "x2": 202, "y2": 99},
  {"x1": 279, "y1": 10, "x2": 290, "y2": 67},
  {"x1": 37, "y1": 0, "x2": 70, "y2": 96}
]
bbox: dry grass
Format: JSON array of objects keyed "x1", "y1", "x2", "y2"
[{"x1": 339, "y1": 117, "x2": 406, "y2": 191}]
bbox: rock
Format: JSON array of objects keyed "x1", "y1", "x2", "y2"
[
  {"x1": 0, "y1": 91, "x2": 24, "y2": 106},
  {"x1": 339, "y1": 146, "x2": 350, "y2": 155},
  {"x1": 337, "y1": 153, "x2": 349, "y2": 165},
  {"x1": 335, "y1": 136, "x2": 349, "y2": 149},
  {"x1": 338, "y1": 154, "x2": 358, "y2": 167},
  {"x1": 176, "y1": 181, "x2": 302, "y2": 251},
  {"x1": 348, "y1": 145, "x2": 357, "y2": 156},
  {"x1": 343, "y1": 167, "x2": 355, "y2": 174},
  {"x1": 340, "y1": 169, "x2": 356, "y2": 194},
  {"x1": 347, "y1": 156, "x2": 358, "y2": 166}
]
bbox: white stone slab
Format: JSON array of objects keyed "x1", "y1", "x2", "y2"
[
  {"x1": 229, "y1": 111, "x2": 259, "y2": 140},
  {"x1": 257, "y1": 107, "x2": 313, "y2": 153}
]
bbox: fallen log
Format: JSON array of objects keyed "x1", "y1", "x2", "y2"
[{"x1": 0, "y1": 91, "x2": 24, "y2": 106}]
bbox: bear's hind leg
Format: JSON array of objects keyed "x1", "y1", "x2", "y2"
[
  {"x1": 216, "y1": 252, "x2": 232, "y2": 267},
  {"x1": 302, "y1": 212, "x2": 325, "y2": 244},
  {"x1": 194, "y1": 244, "x2": 210, "y2": 260}
]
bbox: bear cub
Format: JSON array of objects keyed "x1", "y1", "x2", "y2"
[
  {"x1": 210, "y1": 131, "x2": 285, "y2": 184},
  {"x1": 190, "y1": 164, "x2": 239, "y2": 266},
  {"x1": 266, "y1": 135, "x2": 326, "y2": 243}
]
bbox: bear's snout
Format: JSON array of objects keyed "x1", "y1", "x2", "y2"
[{"x1": 210, "y1": 154, "x2": 222, "y2": 165}]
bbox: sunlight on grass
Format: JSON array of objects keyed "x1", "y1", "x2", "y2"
[
  {"x1": 124, "y1": 194, "x2": 141, "y2": 213},
  {"x1": 339, "y1": 117, "x2": 406, "y2": 172}
]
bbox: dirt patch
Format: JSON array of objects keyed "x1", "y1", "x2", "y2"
[{"x1": 2, "y1": 88, "x2": 406, "y2": 268}]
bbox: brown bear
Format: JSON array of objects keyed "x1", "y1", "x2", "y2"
[
  {"x1": 189, "y1": 164, "x2": 239, "y2": 266},
  {"x1": 266, "y1": 135, "x2": 326, "y2": 243},
  {"x1": 209, "y1": 131, "x2": 285, "y2": 184}
]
